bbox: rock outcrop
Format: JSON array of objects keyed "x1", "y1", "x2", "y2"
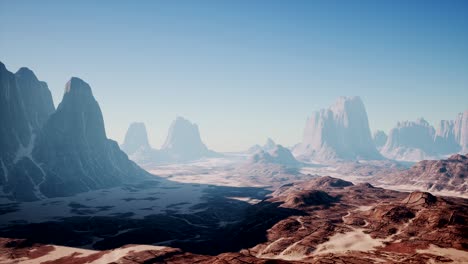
[
  {"x1": 160, "y1": 116, "x2": 218, "y2": 162},
  {"x1": 454, "y1": 111, "x2": 468, "y2": 153},
  {"x1": 15, "y1": 67, "x2": 55, "y2": 131},
  {"x1": 373, "y1": 130, "x2": 388, "y2": 150},
  {"x1": 434, "y1": 120, "x2": 460, "y2": 154},
  {"x1": 247, "y1": 138, "x2": 277, "y2": 154},
  {"x1": 380, "y1": 118, "x2": 438, "y2": 161},
  {"x1": 381, "y1": 112, "x2": 468, "y2": 161},
  {"x1": 121, "y1": 122, "x2": 151, "y2": 155},
  {"x1": 249, "y1": 144, "x2": 300, "y2": 168},
  {"x1": 293, "y1": 96, "x2": 382, "y2": 162}
]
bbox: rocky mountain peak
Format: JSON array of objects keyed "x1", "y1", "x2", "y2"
[
  {"x1": 160, "y1": 116, "x2": 217, "y2": 162},
  {"x1": 264, "y1": 138, "x2": 276, "y2": 150},
  {"x1": 64, "y1": 77, "x2": 93, "y2": 98},
  {"x1": 121, "y1": 122, "x2": 151, "y2": 155},
  {"x1": 15, "y1": 67, "x2": 38, "y2": 81}
]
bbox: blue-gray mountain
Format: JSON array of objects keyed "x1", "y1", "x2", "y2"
[
  {"x1": 121, "y1": 117, "x2": 219, "y2": 165},
  {"x1": 0, "y1": 63, "x2": 148, "y2": 201}
]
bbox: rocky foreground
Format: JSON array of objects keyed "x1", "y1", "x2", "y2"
[{"x1": 1, "y1": 176, "x2": 467, "y2": 263}]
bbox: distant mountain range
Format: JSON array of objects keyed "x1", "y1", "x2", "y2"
[
  {"x1": 379, "y1": 113, "x2": 468, "y2": 161},
  {"x1": 2, "y1": 61, "x2": 466, "y2": 202},
  {"x1": 121, "y1": 117, "x2": 219, "y2": 165}
]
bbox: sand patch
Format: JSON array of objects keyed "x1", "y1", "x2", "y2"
[
  {"x1": 315, "y1": 228, "x2": 384, "y2": 254},
  {"x1": 416, "y1": 244, "x2": 468, "y2": 263}
]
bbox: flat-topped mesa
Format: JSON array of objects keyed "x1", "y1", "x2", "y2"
[
  {"x1": 434, "y1": 119, "x2": 460, "y2": 154},
  {"x1": 293, "y1": 96, "x2": 381, "y2": 161},
  {"x1": 381, "y1": 118, "x2": 437, "y2": 161}
]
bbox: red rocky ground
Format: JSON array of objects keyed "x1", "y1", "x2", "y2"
[{"x1": 1, "y1": 176, "x2": 467, "y2": 263}]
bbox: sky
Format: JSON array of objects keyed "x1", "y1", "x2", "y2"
[{"x1": 1, "y1": 0, "x2": 467, "y2": 152}]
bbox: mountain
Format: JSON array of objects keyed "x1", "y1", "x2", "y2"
[
  {"x1": 249, "y1": 144, "x2": 300, "y2": 168},
  {"x1": 2, "y1": 72, "x2": 149, "y2": 201},
  {"x1": 375, "y1": 153, "x2": 468, "y2": 195},
  {"x1": 121, "y1": 122, "x2": 163, "y2": 165},
  {"x1": 380, "y1": 112, "x2": 467, "y2": 161},
  {"x1": 262, "y1": 138, "x2": 276, "y2": 152},
  {"x1": 454, "y1": 111, "x2": 468, "y2": 153},
  {"x1": 14, "y1": 67, "x2": 55, "y2": 132},
  {"x1": 247, "y1": 138, "x2": 277, "y2": 153},
  {"x1": 121, "y1": 122, "x2": 152, "y2": 155},
  {"x1": 0, "y1": 63, "x2": 55, "y2": 199},
  {"x1": 293, "y1": 96, "x2": 382, "y2": 162},
  {"x1": 380, "y1": 118, "x2": 438, "y2": 161},
  {"x1": 121, "y1": 118, "x2": 218, "y2": 165},
  {"x1": 160, "y1": 116, "x2": 218, "y2": 162},
  {"x1": 434, "y1": 120, "x2": 460, "y2": 154},
  {"x1": 373, "y1": 130, "x2": 387, "y2": 150}
]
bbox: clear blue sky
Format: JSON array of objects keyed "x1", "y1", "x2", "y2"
[{"x1": 1, "y1": 0, "x2": 467, "y2": 152}]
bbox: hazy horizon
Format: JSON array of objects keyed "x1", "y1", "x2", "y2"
[{"x1": 1, "y1": 0, "x2": 467, "y2": 152}]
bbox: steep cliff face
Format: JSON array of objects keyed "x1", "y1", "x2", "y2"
[
  {"x1": 28, "y1": 78, "x2": 148, "y2": 199},
  {"x1": 293, "y1": 96, "x2": 381, "y2": 162},
  {"x1": 121, "y1": 122, "x2": 152, "y2": 155},
  {"x1": 0, "y1": 63, "x2": 55, "y2": 199},
  {"x1": 1, "y1": 69, "x2": 148, "y2": 201},
  {"x1": 373, "y1": 130, "x2": 388, "y2": 150},
  {"x1": 434, "y1": 120, "x2": 460, "y2": 154},
  {"x1": 0, "y1": 62, "x2": 31, "y2": 186},
  {"x1": 160, "y1": 117, "x2": 218, "y2": 162},
  {"x1": 454, "y1": 111, "x2": 468, "y2": 153},
  {"x1": 15, "y1": 67, "x2": 55, "y2": 131},
  {"x1": 381, "y1": 118, "x2": 437, "y2": 161},
  {"x1": 381, "y1": 112, "x2": 468, "y2": 161}
]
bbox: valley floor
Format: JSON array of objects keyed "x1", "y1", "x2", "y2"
[{"x1": 1, "y1": 154, "x2": 467, "y2": 263}]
